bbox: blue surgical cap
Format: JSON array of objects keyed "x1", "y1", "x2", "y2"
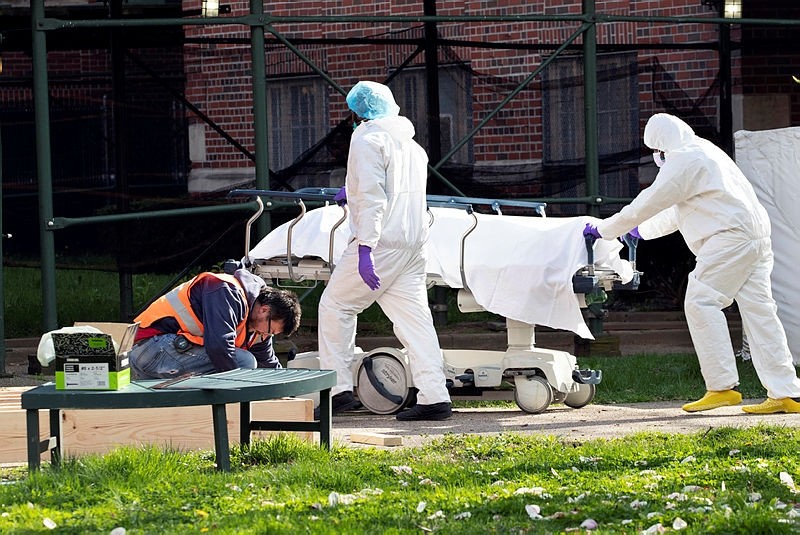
[{"x1": 346, "y1": 81, "x2": 400, "y2": 120}]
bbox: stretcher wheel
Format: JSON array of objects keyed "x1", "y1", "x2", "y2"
[
  {"x1": 563, "y1": 383, "x2": 596, "y2": 409},
  {"x1": 356, "y1": 352, "x2": 414, "y2": 415},
  {"x1": 513, "y1": 375, "x2": 552, "y2": 414}
]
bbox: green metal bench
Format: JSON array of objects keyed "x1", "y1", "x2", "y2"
[{"x1": 21, "y1": 368, "x2": 337, "y2": 471}]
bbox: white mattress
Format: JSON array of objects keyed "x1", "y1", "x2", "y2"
[{"x1": 248, "y1": 205, "x2": 634, "y2": 340}]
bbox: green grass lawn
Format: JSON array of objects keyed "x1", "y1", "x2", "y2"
[
  {"x1": 583, "y1": 352, "x2": 765, "y2": 404},
  {"x1": 1, "y1": 354, "x2": 797, "y2": 533},
  {"x1": 1, "y1": 428, "x2": 798, "y2": 534},
  {"x1": 2, "y1": 267, "x2": 181, "y2": 338},
  {"x1": 2, "y1": 267, "x2": 797, "y2": 533},
  {"x1": 1, "y1": 266, "x2": 449, "y2": 337}
]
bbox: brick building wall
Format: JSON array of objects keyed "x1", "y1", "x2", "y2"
[
  {"x1": 182, "y1": 0, "x2": 731, "y2": 198},
  {"x1": 3, "y1": 1, "x2": 798, "y2": 199}
]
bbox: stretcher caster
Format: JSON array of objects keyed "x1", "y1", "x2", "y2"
[
  {"x1": 356, "y1": 351, "x2": 415, "y2": 415},
  {"x1": 564, "y1": 383, "x2": 596, "y2": 408},
  {"x1": 513, "y1": 375, "x2": 553, "y2": 414}
]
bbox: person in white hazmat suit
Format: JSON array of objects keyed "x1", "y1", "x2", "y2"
[
  {"x1": 584, "y1": 113, "x2": 800, "y2": 414},
  {"x1": 317, "y1": 81, "x2": 452, "y2": 421}
]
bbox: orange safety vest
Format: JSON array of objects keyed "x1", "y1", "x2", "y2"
[{"x1": 134, "y1": 272, "x2": 249, "y2": 347}]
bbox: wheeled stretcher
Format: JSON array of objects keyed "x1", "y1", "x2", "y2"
[{"x1": 228, "y1": 189, "x2": 640, "y2": 414}]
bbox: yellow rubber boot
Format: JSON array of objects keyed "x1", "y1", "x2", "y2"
[
  {"x1": 742, "y1": 397, "x2": 800, "y2": 414},
  {"x1": 682, "y1": 390, "x2": 742, "y2": 412}
]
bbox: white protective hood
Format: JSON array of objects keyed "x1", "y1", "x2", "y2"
[{"x1": 599, "y1": 113, "x2": 771, "y2": 254}]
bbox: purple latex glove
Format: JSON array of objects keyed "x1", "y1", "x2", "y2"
[
  {"x1": 583, "y1": 223, "x2": 602, "y2": 240},
  {"x1": 628, "y1": 226, "x2": 642, "y2": 240},
  {"x1": 333, "y1": 186, "x2": 347, "y2": 206},
  {"x1": 358, "y1": 245, "x2": 381, "y2": 290}
]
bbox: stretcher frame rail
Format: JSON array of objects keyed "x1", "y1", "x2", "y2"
[{"x1": 228, "y1": 189, "x2": 639, "y2": 297}]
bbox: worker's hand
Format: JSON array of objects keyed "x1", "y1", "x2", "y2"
[
  {"x1": 333, "y1": 186, "x2": 347, "y2": 206},
  {"x1": 583, "y1": 223, "x2": 602, "y2": 240},
  {"x1": 627, "y1": 226, "x2": 642, "y2": 240},
  {"x1": 358, "y1": 245, "x2": 381, "y2": 290}
]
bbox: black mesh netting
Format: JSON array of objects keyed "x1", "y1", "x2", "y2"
[{"x1": 2, "y1": 38, "x2": 718, "y2": 297}]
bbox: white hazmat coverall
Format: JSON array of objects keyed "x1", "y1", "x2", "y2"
[
  {"x1": 596, "y1": 113, "x2": 800, "y2": 399},
  {"x1": 318, "y1": 115, "x2": 451, "y2": 405}
]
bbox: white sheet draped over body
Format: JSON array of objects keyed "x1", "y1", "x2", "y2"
[{"x1": 248, "y1": 205, "x2": 634, "y2": 340}]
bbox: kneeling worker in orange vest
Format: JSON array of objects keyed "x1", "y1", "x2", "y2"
[{"x1": 129, "y1": 268, "x2": 301, "y2": 379}]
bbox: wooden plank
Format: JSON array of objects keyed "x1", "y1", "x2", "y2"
[
  {"x1": 59, "y1": 398, "x2": 314, "y2": 455},
  {"x1": 350, "y1": 432, "x2": 403, "y2": 447},
  {"x1": 1, "y1": 407, "x2": 49, "y2": 465},
  {"x1": 0, "y1": 387, "x2": 32, "y2": 406},
  {"x1": 0, "y1": 394, "x2": 313, "y2": 464}
]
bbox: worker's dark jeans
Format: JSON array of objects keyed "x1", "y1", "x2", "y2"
[{"x1": 128, "y1": 334, "x2": 257, "y2": 379}]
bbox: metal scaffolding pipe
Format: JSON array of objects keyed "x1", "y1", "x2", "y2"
[
  {"x1": 250, "y1": 0, "x2": 271, "y2": 241},
  {"x1": 32, "y1": 0, "x2": 59, "y2": 332},
  {"x1": 36, "y1": 13, "x2": 790, "y2": 30},
  {"x1": 46, "y1": 202, "x2": 261, "y2": 230},
  {"x1": 583, "y1": 0, "x2": 600, "y2": 218}
]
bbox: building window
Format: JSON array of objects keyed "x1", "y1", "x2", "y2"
[
  {"x1": 268, "y1": 77, "x2": 329, "y2": 170},
  {"x1": 389, "y1": 65, "x2": 473, "y2": 164},
  {"x1": 542, "y1": 52, "x2": 639, "y2": 215}
]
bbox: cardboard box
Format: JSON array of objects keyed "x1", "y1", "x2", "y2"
[{"x1": 54, "y1": 322, "x2": 139, "y2": 390}]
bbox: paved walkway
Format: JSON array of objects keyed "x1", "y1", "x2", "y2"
[{"x1": 328, "y1": 401, "x2": 797, "y2": 448}]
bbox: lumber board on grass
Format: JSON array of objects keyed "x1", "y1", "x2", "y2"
[
  {"x1": 350, "y1": 432, "x2": 403, "y2": 446},
  {"x1": 1, "y1": 407, "x2": 49, "y2": 464},
  {"x1": 1, "y1": 387, "x2": 313, "y2": 463},
  {"x1": 59, "y1": 399, "x2": 314, "y2": 455},
  {"x1": 0, "y1": 387, "x2": 32, "y2": 406}
]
